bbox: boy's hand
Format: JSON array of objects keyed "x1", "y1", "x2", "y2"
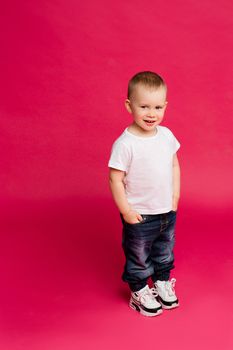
[{"x1": 123, "y1": 210, "x2": 143, "y2": 224}]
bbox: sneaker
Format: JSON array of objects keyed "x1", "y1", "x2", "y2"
[
  {"x1": 129, "y1": 285, "x2": 163, "y2": 317},
  {"x1": 151, "y1": 278, "x2": 179, "y2": 309}
]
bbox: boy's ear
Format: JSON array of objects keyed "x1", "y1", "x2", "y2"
[{"x1": 125, "y1": 99, "x2": 132, "y2": 114}]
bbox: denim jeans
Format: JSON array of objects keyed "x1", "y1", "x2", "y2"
[{"x1": 120, "y1": 210, "x2": 177, "y2": 292}]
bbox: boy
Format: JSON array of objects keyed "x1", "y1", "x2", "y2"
[{"x1": 108, "y1": 71, "x2": 181, "y2": 317}]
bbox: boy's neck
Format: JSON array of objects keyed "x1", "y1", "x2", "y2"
[{"x1": 127, "y1": 124, "x2": 158, "y2": 138}]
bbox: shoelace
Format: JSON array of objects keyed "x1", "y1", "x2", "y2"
[
  {"x1": 151, "y1": 278, "x2": 176, "y2": 297},
  {"x1": 165, "y1": 278, "x2": 176, "y2": 296},
  {"x1": 137, "y1": 287, "x2": 157, "y2": 303}
]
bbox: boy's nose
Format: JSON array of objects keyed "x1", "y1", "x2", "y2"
[{"x1": 147, "y1": 111, "x2": 156, "y2": 117}]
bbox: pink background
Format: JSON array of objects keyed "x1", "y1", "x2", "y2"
[{"x1": 0, "y1": 1, "x2": 232, "y2": 349}]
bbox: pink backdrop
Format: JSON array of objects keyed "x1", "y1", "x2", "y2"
[{"x1": 0, "y1": 1, "x2": 232, "y2": 349}]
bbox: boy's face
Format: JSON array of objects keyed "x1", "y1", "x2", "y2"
[{"x1": 125, "y1": 84, "x2": 167, "y2": 136}]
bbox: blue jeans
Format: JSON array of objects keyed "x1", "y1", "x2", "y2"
[{"x1": 120, "y1": 210, "x2": 177, "y2": 292}]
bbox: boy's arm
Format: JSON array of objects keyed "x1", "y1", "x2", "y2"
[
  {"x1": 172, "y1": 153, "x2": 180, "y2": 211},
  {"x1": 109, "y1": 168, "x2": 143, "y2": 224}
]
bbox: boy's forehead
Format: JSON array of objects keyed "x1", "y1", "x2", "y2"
[{"x1": 131, "y1": 84, "x2": 167, "y2": 102}]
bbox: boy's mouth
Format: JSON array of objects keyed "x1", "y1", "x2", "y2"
[{"x1": 144, "y1": 120, "x2": 156, "y2": 126}]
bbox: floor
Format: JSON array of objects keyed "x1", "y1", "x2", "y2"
[{"x1": 0, "y1": 198, "x2": 232, "y2": 350}]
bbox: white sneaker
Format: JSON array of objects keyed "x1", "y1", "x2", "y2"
[
  {"x1": 151, "y1": 278, "x2": 179, "y2": 309},
  {"x1": 129, "y1": 285, "x2": 163, "y2": 317}
]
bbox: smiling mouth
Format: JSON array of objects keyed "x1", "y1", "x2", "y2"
[{"x1": 144, "y1": 120, "x2": 156, "y2": 124}]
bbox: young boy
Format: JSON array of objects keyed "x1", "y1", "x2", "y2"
[{"x1": 108, "y1": 71, "x2": 181, "y2": 317}]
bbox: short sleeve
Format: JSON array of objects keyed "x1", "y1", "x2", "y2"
[
  {"x1": 108, "y1": 141, "x2": 131, "y2": 172},
  {"x1": 162, "y1": 127, "x2": 181, "y2": 154}
]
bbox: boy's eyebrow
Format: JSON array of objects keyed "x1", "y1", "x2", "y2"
[{"x1": 139, "y1": 103, "x2": 166, "y2": 106}]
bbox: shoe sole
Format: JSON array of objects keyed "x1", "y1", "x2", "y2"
[
  {"x1": 159, "y1": 300, "x2": 179, "y2": 310},
  {"x1": 129, "y1": 299, "x2": 163, "y2": 317}
]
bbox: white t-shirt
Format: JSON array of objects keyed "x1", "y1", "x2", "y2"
[{"x1": 108, "y1": 125, "x2": 181, "y2": 214}]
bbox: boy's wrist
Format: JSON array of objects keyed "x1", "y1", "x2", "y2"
[
  {"x1": 172, "y1": 195, "x2": 180, "y2": 203},
  {"x1": 172, "y1": 195, "x2": 180, "y2": 210},
  {"x1": 121, "y1": 207, "x2": 132, "y2": 216}
]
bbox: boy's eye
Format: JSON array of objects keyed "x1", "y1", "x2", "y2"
[
  {"x1": 155, "y1": 106, "x2": 162, "y2": 110},
  {"x1": 140, "y1": 106, "x2": 147, "y2": 109}
]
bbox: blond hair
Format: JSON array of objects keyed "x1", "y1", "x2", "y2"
[{"x1": 127, "y1": 71, "x2": 167, "y2": 99}]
